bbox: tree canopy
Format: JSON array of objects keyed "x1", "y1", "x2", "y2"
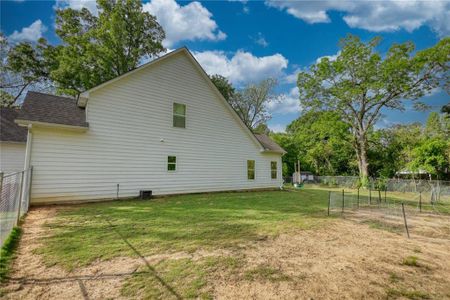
[{"x1": 297, "y1": 35, "x2": 449, "y2": 180}]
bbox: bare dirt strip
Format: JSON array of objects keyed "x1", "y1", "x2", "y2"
[{"x1": 2, "y1": 206, "x2": 450, "y2": 299}]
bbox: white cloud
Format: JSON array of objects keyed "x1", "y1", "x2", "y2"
[
  {"x1": 253, "y1": 32, "x2": 269, "y2": 47},
  {"x1": 193, "y1": 50, "x2": 288, "y2": 85},
  {"x1": 266, "y1": 0, "x2": 450, "y2": 36},
  {"x1": 9, "y1": 20, "x2": 47, "y2": 43},
  {"x1": 315, "y1": 51, "x2": 341, "y2": 64},
  {"x1": 268, "y1": 123, "x2": 287, "y2": 133},
  {"x1": 266, "y1": 87, "x2": 301, "y2": 115},
  {"x1": 143, "y1": 0, "x2": 226, "y2": 47},
  {"x1": 55, "y1": 0, "x2": 98, "y2": 15}
]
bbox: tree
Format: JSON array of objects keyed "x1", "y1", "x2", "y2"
[
  {"x1": 286, "y1": 111, "x2": 356, "y2": 176},
  {"x1": 210, "y1": 74, "x2": 235, "y2": 101},
  {"x1": 424, "y1": 111, "x2": 448, "y2": 138},
  {"x1": 229, "y1": 78, "x2": 278, "y2": 129},
  {"x1": 297, "y1": 35, "x2": 449, "y2": 181},
  {"x1": 51, "y1": 0, "x2": 165, "y2": 95},
  {"x1": 409, "y1": 138, "x2": 449, "y2": 180},
  {"x1": 0, "y1": 34, "x2": 56, "y2": 106}
]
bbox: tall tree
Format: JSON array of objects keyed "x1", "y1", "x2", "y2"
[
  {"x1": 0, "y1": 34, "x2": 57, "y2": 106},
  {"x1": 210, "y1": 74, "x2": 235, "y2": 101},
  {"x1": 297, "y1": 35, "x2": 449, "y2": 181},
  {"x1": 229, "y1": 78, "x2": 278, "y2": 129},
  {"x1": 52, "y1": 0, "x2": 165, "y2": 95}
]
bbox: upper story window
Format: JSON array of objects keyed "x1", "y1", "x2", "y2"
[
  {"x1": 247, "y1": 160, "x2": 255, "y2": 180},
  {"x1": 173, "y1": 103, "x2": 186, "y2": 128},
  {"x1": 271, "y1": 161, "x2": 277, "y2": 179}
]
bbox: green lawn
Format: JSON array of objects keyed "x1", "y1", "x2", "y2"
[{"x1": 37, "y1": 188, "x2": 330, "y2": 270}]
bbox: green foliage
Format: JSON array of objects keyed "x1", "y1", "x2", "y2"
[
  {"x1": 0, "y1": 227, "x2": 22, "y2": 282},
  {"x1": 402, "y1": 256, "x2": 420, "y2": 267},
  {"x1": 297, "y1": 35, "x2": 449, "y2": 178},
  {"x1": 409, "y1": 137, "x2": 449, "y2": 179},
  {"x1": 210, "y1": 74, "x2": 235, "y2": 101},
  {"x1": 51, "y1": 0, "x2": 165, "y2": 95},
  {"x1": 275, "y1": 110, "x2": 356, "y2": 176},
  {"x1": 229, "y1": 78, "x2": 278, "y2": 129},
  {"x1": 1, "y1": 34, "x2": 56, "y2": 105}
]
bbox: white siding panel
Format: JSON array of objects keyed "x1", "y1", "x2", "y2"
[
  {"x1": 29, "y1": 52, "x2": 283, "y2": 204},
  {"x1": 0, "y1": 143, "x2": 26, "y2": 174}
]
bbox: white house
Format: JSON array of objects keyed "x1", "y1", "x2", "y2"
[
  {"x1": 0, "y1": 108, "x2": 27, "y2": 174},
  {"x1": 14, "y1": 48, "x2": 286, "y2": 204}
]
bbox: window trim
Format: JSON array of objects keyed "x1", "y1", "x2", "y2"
[
  {"x1": 247, "y1": 159, "x2": 255, "y2": 180},
  {"x1": 271, "y1": 161, "x2": 277, "y2": 180},
  {"x1": 172, "y1": 102, "x2": 186, "y2": 128},
  {"x1": 167, "y1": 155, "x2": 177, "y2": 172}
]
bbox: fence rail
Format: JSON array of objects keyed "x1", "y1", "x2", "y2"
[{"x1": 0, "y1": 167, "x2": 33, "y2": 246}]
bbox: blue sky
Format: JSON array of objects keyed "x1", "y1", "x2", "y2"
[{"x1": 1, "y1": 0, "x2": 449, "y2": 132}]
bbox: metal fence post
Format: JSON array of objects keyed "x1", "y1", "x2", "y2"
[
  {"x1": 327, "y1": 191, "x2": 331, "y2": 216},
  {"x1": 0, "y1": 172, "x2": 3, "y2": 200},
  {"x1": 341, "y1": 189, "x2": 345, "y2": 214},
  {"x1": 357, "y1": 188, "x2": 360, "y2": 209},
  {"x1": 16, "y1": 171, "x2": 24, "y2": 226},
  {"x1": 401, "y1": 203, "x2": 410, "y2": 239},
  {"x1": 369, "y1": 187, "x2": 372, "y2": 205},
  {"x1": 419, "y1": 192, "x2": 422, "y2": 213},
  {"x1": 27, "y1": 167, "x2": 33, "y2": 211}
]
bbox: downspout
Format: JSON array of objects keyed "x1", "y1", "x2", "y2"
[{"x1": 21, "y1": 124, "x2": 33, "y2": 206}]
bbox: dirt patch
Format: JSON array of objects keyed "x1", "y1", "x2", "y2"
[{"x1": 2, "y1": 206, "x2": 450, "y2": 299}]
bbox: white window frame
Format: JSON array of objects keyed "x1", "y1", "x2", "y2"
[
  {"x1": 173, "y1": 102, "x2": 186, "y2": 128},
  {"x1": 167, "y1": 155, "x2": 177, "y2": 172},
  {"x1": 271, "y1": 161, "x2": 277, "y2": 180},
  {"x1": 247, "y1": 160, "x2": 255, "y2": 180}
]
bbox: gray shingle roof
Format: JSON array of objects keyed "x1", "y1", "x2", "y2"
[
  {"x1": 254, "y1": 134, "x2": 285, "y2": 153},
  {"x1": 0, "y1": 107, "x2": 27, "y2": 142},
  {"x1": 17, "y1": 92, "x2": 88, "y2": 127}
]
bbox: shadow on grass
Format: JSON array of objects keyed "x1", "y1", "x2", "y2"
[{"x1": 36, "y1": 189, "x2": 331, "y2": 269}]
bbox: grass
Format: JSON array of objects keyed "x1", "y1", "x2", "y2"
[
  {"x1": 0, "y1": 227, "x2": 22, "y2": 282},
  {"x1": 386, "y1": 288, "x2": 431, "y2": 300},
  {"x1": 37, "y1": 189, "x2": 331, "y2": 270},
  {"x1": 361, "y1": 219, "x2": 404, "y2": 233},
  {"x1": 402, "y1": 256, "x2": 420, "y2": 267},
  {"x1": 244, "y1": 264, "x2": 291, "y2": 282}
]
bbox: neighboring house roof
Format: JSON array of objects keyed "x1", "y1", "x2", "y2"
[
  {"x1": 254, "y1": 134, "x2": 286, "y2": 153},
  {"x1": 16, "y1": 91, "x2": 88, "y2": 128},
  {"x1": 0, "y1": 107, "x2": 27, "y2": 143}
]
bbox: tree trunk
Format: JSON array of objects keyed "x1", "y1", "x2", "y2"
[{"x1": 355, "y1": 132, "x2": 369, "y2": 181}]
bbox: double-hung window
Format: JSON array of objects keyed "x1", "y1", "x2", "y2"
[
  {"x1": 173, "y1": 103, "x2": 186, "y2": 128},
  {"x1": 168, "y1": 156, "x2": 177, "y2": 171},
  {"x1": 271, "y1": 161, "x2": 277, "y2": 179},
  {"x1": 247, "y1": 160, "x2": 255, "y2": 180}
]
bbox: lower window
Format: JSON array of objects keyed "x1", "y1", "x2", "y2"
[
  {"x1": 168, "y1": 156, "x2": 177, "y2": 171},
  {"x1": 271, "y1": 161, "x2": 277, "y2": 179},
  {"x1": 247, "y1": 160, "x2": 255, "y2": 180}
]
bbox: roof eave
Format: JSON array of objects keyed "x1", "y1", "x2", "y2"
[{"x1": 15, "y1": 119, "x2": 89, "y2": 132}]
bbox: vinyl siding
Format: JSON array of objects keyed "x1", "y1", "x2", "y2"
[
  {"x1": 0, "y1": 143, "x2": 26, "y2": 174},
  {"x1": 29, "y1": 52, "x2": 283, "y2": 204}
]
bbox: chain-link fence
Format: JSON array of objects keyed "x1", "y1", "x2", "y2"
[{"x1": 0, "y1": 167, "x2": 33, "y2": 246}]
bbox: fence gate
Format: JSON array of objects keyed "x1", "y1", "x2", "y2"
[{"x1": 0, "y1": 167, "x2": 33, "y2": 246}]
